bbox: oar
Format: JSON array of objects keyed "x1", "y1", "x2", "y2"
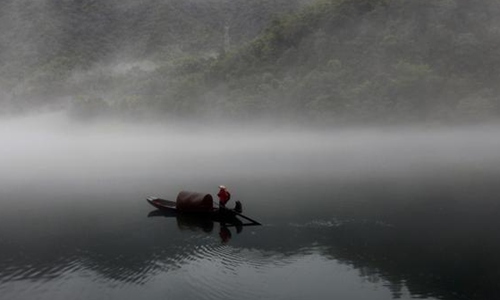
[
  {"x1": 214, "y1": 202, "x2": 262, "y2": 226},
  {"x1": 233, "y1": 211, "x2": 261, "y2": 225}
]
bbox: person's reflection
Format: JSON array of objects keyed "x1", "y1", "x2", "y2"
[
  {"x1": 149, "y1": 209, "x2": 243, "y2": 243},
  {"x1": 219, "y1": 221, "x2": 244, "y2": 243},
  {"x1": 219, "y1": 225, "x2": 232, "y2": 243}
]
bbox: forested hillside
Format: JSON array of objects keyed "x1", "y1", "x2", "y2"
[
  {"x1": 205, "y1": 0, "x2": 500, "y2": 123},
  {"x1": 1, "y1": 0, "x2": 499, "y2": 124},
  {"x1": 0, "y1": 0, "x2": 307, "y2": 114}
]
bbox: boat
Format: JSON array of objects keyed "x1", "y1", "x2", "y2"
[
  {"x1": 146, "y1": 191, "x2": 261, "y2": 226},
  {"x1": 147, "y1": 197, "x2": 234, "y2": 216}
]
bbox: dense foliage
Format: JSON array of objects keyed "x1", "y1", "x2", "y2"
[
  {"x1": 206, "y1": 0, "x2": 500, "y2": 123},
  {"x1": 1, "y1": 0, "x2": 499, "y2": 124},
  {"x1": 0, "y1": 0, "x2": 305, "y2": 113}
]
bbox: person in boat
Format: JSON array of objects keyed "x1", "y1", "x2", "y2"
[{"x1": 217, "y1": 185, "x2": 231, "y2": 209}]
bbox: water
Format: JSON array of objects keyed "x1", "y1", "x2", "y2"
[{"x1": 1, "y1": 114, "x2": 500, "y2": 300}]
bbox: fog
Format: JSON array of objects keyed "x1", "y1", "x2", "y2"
[
  {"x1": 2, "y1": 1, "x2": 500, "y2": 299},
  {"x1": 2, "y1": 0, "x2": 498, "y2": 193},
  {"x1": 1, "y1": 0, "x2": 499, "y2": 122},
  {"x1": 2, "y1": 113, "x2": 499, "y2": 197},
  {"x1": 1, "y1": 114, "x2": 500, "y2": 300}
]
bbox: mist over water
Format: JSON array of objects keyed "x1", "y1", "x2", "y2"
[
  {"x1": 1, "y1": 114, "x2": 500, "y2": 299},
  {"x1": 2, "y1": 114, "x2": 499, "y2": 197},
  {"x1": 2, "y1": 0, "x2": 500, "y2": 299}
]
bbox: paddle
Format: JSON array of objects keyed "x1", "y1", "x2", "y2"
[
  {"x1": 215, "y1": 201, "x2": 262, "y2": 225},
  {"x1": 233, "y1": 211, "x2": 261, "y2": 225}
]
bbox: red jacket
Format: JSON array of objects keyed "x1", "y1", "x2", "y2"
[{"x1": 217, "y1": 189, "x2": 231, "y2": 206}]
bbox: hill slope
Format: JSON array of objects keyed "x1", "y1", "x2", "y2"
[
  {"x1": 1, "y1": 0, "x2": 499, "y2": 124},
  {"x1": 0, "y1": 0, "x2": 306, "y2": 114},
  {"x1": 204, "y1": 0, "x2": 500, "y2": 123}
]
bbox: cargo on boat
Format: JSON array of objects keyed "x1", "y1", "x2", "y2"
[{"x1": 176, "y1": 191, "x2": 214, "y2": 212}]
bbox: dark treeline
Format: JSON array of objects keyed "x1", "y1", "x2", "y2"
[{"x1": 1, "y1": 0, "x2": 499, "y2": 124}]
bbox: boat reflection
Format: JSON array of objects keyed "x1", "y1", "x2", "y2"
[
  {"x1": 147, "y1": 209, "x2": 250, "y2": 243},
  {"x1": 2, "y1": 191, "x2": 499, "y2": 300}
]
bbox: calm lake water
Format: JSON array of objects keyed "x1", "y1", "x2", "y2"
[{"x1": 1, "y1": 115, "x2": 500, "y2": 300}]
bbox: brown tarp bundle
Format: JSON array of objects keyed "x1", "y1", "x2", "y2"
[{"x1": 176, "y1": 191, "x2": 214, "y2": 212}]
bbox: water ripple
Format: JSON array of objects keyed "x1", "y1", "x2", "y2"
[
  {"x1": 0, "y1": 255, "x2": 85, "y2": 284},
  {"x1": 155, "y1": 241, "x2": 307, "y2": 300},
  {"x1": 290, "y1": 218, "x2": 393, "y2": 228}
]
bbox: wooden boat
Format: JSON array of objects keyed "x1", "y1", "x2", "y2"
[
  {"x1": 146, "y1": 197, "x2": 235, "y2": 217},
  {"x1": 146, "y1": 193, "x2": 261, "y2": 226}
]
